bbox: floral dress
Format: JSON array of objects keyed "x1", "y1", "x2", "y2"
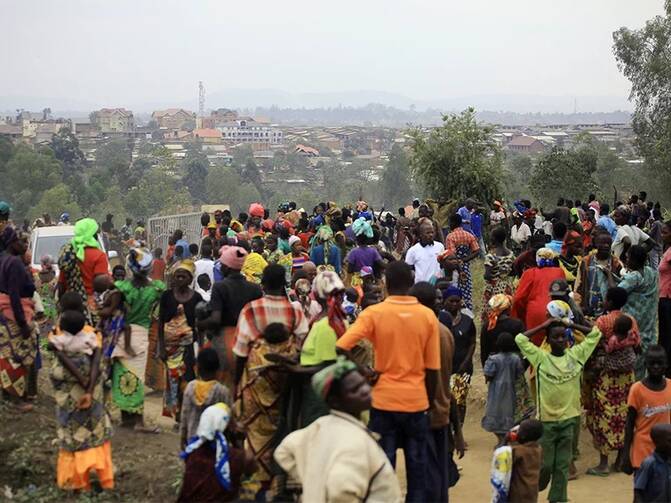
[{"x1": 482, "y1": 252, "x2": 515, "y2": 322}]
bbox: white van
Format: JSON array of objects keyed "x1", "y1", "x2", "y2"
[{"x1": 29, "y1": 225, "x2": 117, "y2": 275}]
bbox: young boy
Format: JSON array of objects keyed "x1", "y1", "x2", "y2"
[
  {"x1": 151, "y1": 248, "x2": 166, "y2": 282},
  {"x1": 634, "y1": 423, "x2": 671, "y2": 503},
  {"x1": 179, "y1": 348, "x2": 231, "y2": 449},
  {"x1": 623, "y1": 346, "x2": 671, "y2": 475},
  {"x1": 515, "y1": 318, "x2": 600, "y2": 503}
]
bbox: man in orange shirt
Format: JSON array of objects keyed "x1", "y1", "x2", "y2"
[{"x1": 336, "y1": 261, "x2": 440, "y2": 502}]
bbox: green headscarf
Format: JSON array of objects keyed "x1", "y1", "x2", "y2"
[
  {"x1": 71, "y1": 218, "x2": 100, "y2": 261},
  {"x1": 311, "y1": 356, "x2": 358, "y2": 401},
  {"x1": 0, "y1": 201, "x2": 10, "y2": 216}
]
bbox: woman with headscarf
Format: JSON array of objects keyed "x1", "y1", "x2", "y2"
[
  {"x1": 109, "y1": 247, "x2": 166, "y2": 432},
  {"x1": 309, "y1": 225, "x2": 342, "y2": 274},
  {"x1": 481, "y1": 294, "x2": 524, "y2": 367},
  {"x1": 511, "y1": 248, "x2": 566, "y2": 346},
  {"x1": 482, "y1": 226, "x2": 516, "y2": 323},
  {"x1": 158, "y1": 259, "x2": 203, "y2": 421},
  {"x1": 0, "y1": 227, "x2": 37, "y2": 411},
  {"x1": 443, "y1": 213, "x2": 481, "y2": 311},
  {"x1": 575, "y1": 230, "x2": 622, "y2": 318},
  {"x1": 178, "y1": 402, "x2": 255, "y2": 502},
  {"x1": 57, "y1": 218, "x2": 110, "y2": 323},
  {"x1": 558, "y1": 230, "x2": 584, "y2": 291},
  {"x1": 288, "y1": 235, "x2": 310, "y2": 274},
  {"x1": 345, "y1": 217, "x2": 384, "y2": 288}
]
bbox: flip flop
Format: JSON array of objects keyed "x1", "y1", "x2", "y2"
[
  {"x1": 134, "y1": 424, "x2": 161, "y2": 434},
  {"x1": 586, "y1": 467, "x2": 609, "y2": 477}
]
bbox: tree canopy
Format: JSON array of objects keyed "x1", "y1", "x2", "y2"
[
  {"x1": 381, "y1": 143, "x2": 413, "y2": 209},
  {"x1": 408, "y1": 107, "x2": 503, "y2": 205}
]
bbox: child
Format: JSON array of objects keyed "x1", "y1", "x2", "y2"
[
  {"x1": 178, "y1": 403, "x2": 256, "y2": 502},
  {"x1": 490, "y1": 419, "x2": 543, "y2": 503},
  {"x1": 195, "y1": 273, "x2": 212, "y2": 302},
  {"x1": 49, "y1": 309, "x2": 113, "y2": 492},
  {"x1": 482, "y1": 332, "x2": 524, "y2": 446},
  {"x1": 633, "y1": 423, "x2": 671, "y2": 503},
  {"x1": 179, "y1": 348, "x2": 231, "y2": 450},
  {"x1": 93, "y1": 274, "x2": 129, "y2": 388},
  {"x1": 515, "y1": 317, "x2": 600, "y2": 503},
  {"x1": 623, "y1": 346, "x2": 671, "y2": 475},
  {"x1": 112, "y1": 264, "x2": 126, "y2": 282},
  {"x1": 151, "y1": 248, "x2": 166, "y2": 282},
  {"x1": 606, "y1": 313, "x2": 640, "y2": 353}
]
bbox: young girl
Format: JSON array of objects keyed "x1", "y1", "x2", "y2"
[
  {"x1": 483, "y1": 332, "x2": 525, "y2": 447},
  {"x1": 49, "y1": 309, "x2": 113, "y2": 492}
]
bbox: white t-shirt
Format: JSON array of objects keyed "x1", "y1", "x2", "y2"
[
  {"x1": 490, "y1": 210, "x2": 506, "y2": 226},
  {"x1": 510, "y1": 223, "x2": 531, "y2": 245},
  {"x1": 193, "y1": 258, "x2": 215, "y2": 287},
  {"x1": 405, "y1": 241, "x2": 445, "y2": 283},
  {"x1": 612, "y1": 225, "x2": 650, "y2": 259}
]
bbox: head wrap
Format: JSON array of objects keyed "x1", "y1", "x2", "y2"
[
  {"x1": 219, "y1": 245, "x2": 247, "y2": 270},
  {"x1": 536, "y1": 247, "x2": 557, "y2": 268},
  {"x1": 288, "y1": 235, "x2": 302, "y2": 248},
  {"x1": 360, "y1": 266, "x2": 374, "y2": 278},
  {"x1": 312, "y1": 271, "x2": 347, "y2": 338},
  {"x1": 561, "y1": 230, "x2": 582, "y2": 256},
  {"x1": 261, "y1": 218, "x2": 274, "y2": 232},
  {"x1": 443, "y1": 284, "x2": 462, "y2": 299},
  {"x1": 311, "y1": 356, "x2": 358, "y2": 401},
  {"x1": 0, "y1": 201, "x2": 10, "y2": 216},
  {"x1": 487, "y1": 294, "x2": 512, "y2": 330},
  {"x1": 127, "y1": 247, "x2": 154, "y2": 275},
  {"x1": 207, "y1": 222, "x2": 217, "y2": 230},
  {"x1": 549, "y1": 279, "x2": 570, "y2": 298},
  {"x1": 546, "y1": 300, "x2": 573, "y2": 320},
  {"x1": 352, "y1": 217, "x2": 373, "y2": 238},
  {"x1": 316, "y1": 225, "x2": 334, "y2": 243},
  {"x1": 356, "y1": 201, "x2": 369, "y2": 212},
  {"x1": 71, "y1": 218, "x2": 100, "y2": 262},
  {"x1": 180, "y1": 403, "x2": 232, "y2": 491},
  {"x1": 229, "y1": 220, "x2": 243, "y2": 233},
  {"x1": 60, "y1": 212, "x2": 70, "y2": 222},
  {"x1": 174, "y1": 258, "x2": 196, "y2": 278},
  {"x1": 249, "y1": 203, "x2": 265, "y2": 218}
]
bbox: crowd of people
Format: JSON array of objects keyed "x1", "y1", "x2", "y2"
[{"x1": 0, "y1": 191, "x2": 670, "y2": 502}]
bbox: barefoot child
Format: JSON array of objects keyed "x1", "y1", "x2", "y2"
[
  {"x1": 180, "y1": 348, "x2": 231, "y2": 450},
  {"x1": 622, "y1": 346, "x2": 671, "y2": 475},
  {"x1": 49, "y1": 310, "x2": 113, "y2": 491},
  {"x1": 515, "y1": 318, "x2": 601, "y2": 503},
  {"x1": 482, "y1": 332, "x2": 525, "y2": 447},
  {"x1": 634, "y1": 424, "x2": 671, "y2": 503}
]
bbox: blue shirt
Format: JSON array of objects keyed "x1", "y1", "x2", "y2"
[
  {"x1": 175, "y1": 238, "x2": 191, "y2": 258},
  {"x1": 309, "y1": 244, "x2": 342, "y2": 274},
  {"x1": 547, "y1": 239, "x2": 563, "y2": 254},
  {"x1": 471, "y1": 212, "x2": 483, "y2": 238},
  {"x1": 597, "y1": 215, "x2": 618, "y2": 240},
  {"x1": 457, "y1": 207, "x2": 472, "y2": 233},
  {"x1": 634, "y1": 451, "x2": 671, "y2": 502}
]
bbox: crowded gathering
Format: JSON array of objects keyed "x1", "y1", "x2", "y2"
[{"x1": 1, "y1": 192, "x2": 671, "y2": 503}]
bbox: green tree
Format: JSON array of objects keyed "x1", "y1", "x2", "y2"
[
  {"x1": 29, "y1": 183, "x2": 81, "y2": 222},
  {"x1": 241, "y1": 159, "x2": 264, "y2": 195},
  {"x1": 205, "y1": 165, "x2": 262, "y2": 213},
  {"x1": 1, "y1": 145, "x2": 62, "y2": 218},
  {"x1": 183, "y1": 154, "x2": 209, "y2": 201},
  {"x1": 381, "y1": 143, "x2": 413, "y2": 208},
  {"x1": 502, "y1": 153, "x2": 534, "y2": 200},
  {"x1": 96, "y1": 138, "x2": 132, "y2": 187},
  {"x1": 50, "y1": 127, "x2": 86, "y2": 180},
  {"x1": 124, "y1": 167, "x2": 191, "y2": 218},
  {"x1": 408, "y1": 107, "x2": 503, "y2": 205},
  {"x1": 529, "y1": 146, "x2": 598, "y2": 207},
  {"x1": 613, "y1": 2, "x2": 671, "y2": 182},
  {"x1": 232, "y1": 145, "x2": 254, "y2": 172}
]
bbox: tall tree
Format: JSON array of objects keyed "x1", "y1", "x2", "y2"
[
  {"x1": 408, "y1": 107, "x2": 503, "y2": 205},
  {"x1": 29, "y1": 183, "x2": 81, "y2": 222},
  {"x1": 381, "y1": 143, "x2": 413, "y2": 208},
  {"x1": 96, "y1": 138, "x2": 132, "y2": 188},
  {"x1": 183, "y1": 155, "x2": 209, "y2": 201},
  {"x1": 124, "y1": 167, "x2": 191, "y2": 218},
  {"x1": 50, "y1": 127, "x2": 86, "y2": 180},
  {"x1": 529, "y1": 146, "x2": 598, "y2": 208},
  {"x1": 613, "y1": 2, "x2": 671, "y2": 180}
]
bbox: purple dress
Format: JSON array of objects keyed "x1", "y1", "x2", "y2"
[{"x1": 346, "y1": 246, "x2": 382, "y2": 273}]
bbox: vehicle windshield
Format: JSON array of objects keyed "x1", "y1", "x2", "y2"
[{"x1": 33, "y1": 235, "x2": 72, "y2": 262}]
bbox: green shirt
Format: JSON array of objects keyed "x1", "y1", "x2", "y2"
[
  {"x1": 515, "y1": 327, "x2": 601, "y2": 422},
  {"x1": 300, "y1": 317, "x2": 337, "y2": 366},
  {"x1": 115, "y1": 279, "x2": 166, "y2": 329}
]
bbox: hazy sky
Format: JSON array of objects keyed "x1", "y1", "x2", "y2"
[{"x1": 0, "y1": 0, "x2": 665, "y2": 109}]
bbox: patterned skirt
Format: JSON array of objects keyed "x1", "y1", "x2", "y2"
[
  {"x1": 450, "y1": 372, "x2": 472, "y2": 407},
  {"x1": 0, "y1": 316, "x2": 36, "y2": 398},
  {"x1": 514, "y1": 373, "x2": 535, "y2": 424},
  {"x1": 456, "y1": 247, "x2": 474, "y2": 311},
  {"x1": 586, "y1": 369, "x2": 634, "y2": 455}
]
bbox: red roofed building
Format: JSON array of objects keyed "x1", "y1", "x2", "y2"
[
  {"x1": 151, "y1": 108, "x2": 196, "y2": 129},
  {"x1": 506, "y1": 135, "x2": 547, "y2": 154},
  {"x1": 294, "y1": 144, "x2": 320, "y2": 157},
  {"x1": 192, "y1": 128, "x2": 223, "y2": 143}
]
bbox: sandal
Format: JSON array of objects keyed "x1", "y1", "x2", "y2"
[
  {"x1": 586, "y1": 467, "x2": 609, "y2": 477},
  {"x1": 134, "y1": 424, "x2": 161, "y2": 434}
]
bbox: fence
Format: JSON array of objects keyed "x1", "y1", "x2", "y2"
[{"x1": 147, "y1": 212, "x2": 203, "y2": 255}]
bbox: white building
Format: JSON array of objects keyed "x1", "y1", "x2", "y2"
[{"x1": 217, "y1": 118, "x2": 283, "y2": 145}]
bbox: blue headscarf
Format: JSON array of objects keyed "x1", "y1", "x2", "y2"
[
  {"x1": 352, "y1": 217, "x2": 373, "y2": 238},
  {"x1": 180, "y1": 403, "x2": 232, "y2": 490}
]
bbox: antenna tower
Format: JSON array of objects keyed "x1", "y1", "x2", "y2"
[{"x1": 198, "y1": 81, "x2": 205, "y2": 117}]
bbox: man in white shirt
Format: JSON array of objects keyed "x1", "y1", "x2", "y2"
[
  {"x1": 193, "y1": 242, "x2": 215, "y2": 288},
  {"x1": 510, "y1": 213, "x2": 532, "y2": 250},
  {"x1": 405, "y1": 219, "x2": 445, "y2": 283},
  {"x1": 612, "y1": 205, "x2": 654, "y2": 259}
]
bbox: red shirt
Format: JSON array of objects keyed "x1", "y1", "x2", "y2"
[
  {"x1": 151, "y1": 258, "x2": 166, "y2": 281},
  {"x1": 58, "y1": 247, "x2": 109, "y2": 296}
]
